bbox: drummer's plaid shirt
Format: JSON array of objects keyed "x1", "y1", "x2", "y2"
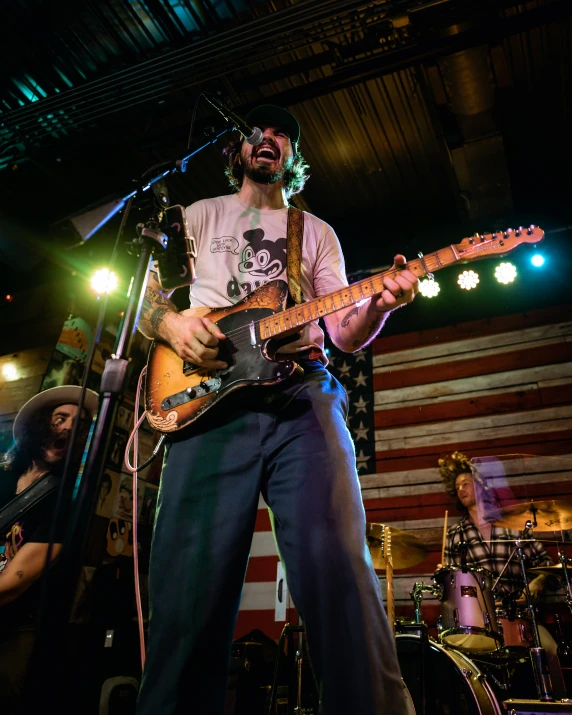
[{"x1": 444, "y1": 515, "x2": 553, "y2": 597}]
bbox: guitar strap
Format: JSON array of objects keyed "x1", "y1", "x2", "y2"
[
  {"x1": 286, "y1": 206, "x2": 304, "y2": 305},
  {"x1": 0, "y1": 472, "x2": 61, "y2": 535}
]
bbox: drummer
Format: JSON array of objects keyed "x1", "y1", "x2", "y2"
[{"x1": 439, "y1": 451, "x2": 552, "y2": 602}]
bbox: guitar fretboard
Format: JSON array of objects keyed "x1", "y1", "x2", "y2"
[{"x1": 259, "y1": 246, "x2": 457, "y2": 339}]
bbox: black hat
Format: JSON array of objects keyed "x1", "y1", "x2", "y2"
[{"x1": 245, "y1": 104, "x2": 300, "y2": 144}]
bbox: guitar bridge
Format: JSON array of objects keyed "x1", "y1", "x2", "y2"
[{"x1": 161, "y1": 377, "x2": 222, "y2": 410}]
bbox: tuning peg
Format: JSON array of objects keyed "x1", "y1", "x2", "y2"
[
  {"x1": 527, "y1": 225, "x2": 535, "y2": 235},
  {"x1": 515, "y1": 227, "x2": 522, "y2": 237}
]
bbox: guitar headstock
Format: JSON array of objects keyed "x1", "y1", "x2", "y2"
[
  {"x1": 383, "y1": 525, "x2": 393, "y2": 570},
  {"x1": 453, "y1": 226, "x2": 544, "y2": 262}
]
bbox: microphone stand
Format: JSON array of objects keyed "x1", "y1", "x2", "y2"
[
  {"x1": 22, "y1": 125, "x2": 233, "y2": 713},
  {"x1": 490, "y1": 517, "x2": 555, "y2": 703}
]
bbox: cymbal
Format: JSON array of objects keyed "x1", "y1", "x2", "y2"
[
  {"x1": 528, "y1": 563, "x2": 572, "y2": 576},
  {"x1": 492, "y1": 498, "x2": 572, "y2": 531},
  {"x1": 366, "y1": 522, "x2": 428, "y2": 571}
]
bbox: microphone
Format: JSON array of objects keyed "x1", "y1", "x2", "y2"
[{"x1": 203, "y1": 92, "x2": 263, "y2": 146}]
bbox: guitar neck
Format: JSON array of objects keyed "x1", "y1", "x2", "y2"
[{"x1": 259, "y1": 246, "x2": 456, "y2": 340}]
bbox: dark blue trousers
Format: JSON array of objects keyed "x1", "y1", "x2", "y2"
[{"x1": 137, "y1": 362, "x2": 406, "y2": 714}]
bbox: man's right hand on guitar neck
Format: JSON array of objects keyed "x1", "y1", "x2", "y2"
[{"x1": 139, "y1": 270, "x2": 227, "y2": 369}]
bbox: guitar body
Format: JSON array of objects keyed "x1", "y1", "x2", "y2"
[{"x1": 145, "y1": 280, "x2": 298, "y2": 433}]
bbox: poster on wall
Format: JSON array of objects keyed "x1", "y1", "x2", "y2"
[
  {"x1": 112, "y1": 473, "x2": 158, "y2": 525},
  {"x1": 40, "y1": 314, "x2": 94, "y2": 391},
  {"x1": 116, "y1": 403, "x2": 134, "y2": 432},
  {"x1": 95, "y1": 470, "x2": 120, "y2": 519},
  {"x1": 108, "y1": 428, "x2": 128, "y2": 471},
  {"x1": 40, "y1": 349, "x2": 83, "y2": 390}
]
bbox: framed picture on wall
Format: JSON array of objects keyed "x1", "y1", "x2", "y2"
[
  {"x1": 95, "y1": 470, "x2": 120, "y2": 519},
  {"x1": 108, "y1": 428, "x2": 128, "y2": 471},
  {"x1": 116, "y1": 404, "x2": 134, "y2": 432},
  {"x1": 40, "y1": 349, "x2": 82, "y2": 391}
]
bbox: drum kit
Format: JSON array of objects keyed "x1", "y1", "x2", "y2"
[{"x1": 366, "y1": 497, "x2": 572, "y2": 715}]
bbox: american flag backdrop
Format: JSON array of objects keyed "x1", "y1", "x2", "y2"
[{"x1": 233, "y1": 302, "x2": 572, "y2": 639}]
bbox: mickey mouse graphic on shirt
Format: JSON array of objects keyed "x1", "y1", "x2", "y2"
[{"x1": 223, "y1": 228, "x2": 287, "y2": 299}]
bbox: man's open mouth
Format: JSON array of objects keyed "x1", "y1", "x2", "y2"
[
  {"x1": 255, "y1": 146, "x2": 279, "y2": 161},
  {"x1": 52, "y1": 437, "x2": 68, "y2": 451}
]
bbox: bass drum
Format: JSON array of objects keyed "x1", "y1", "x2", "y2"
[{"x1": 396, "y1": 634, "x2": 502, "y2": 715}]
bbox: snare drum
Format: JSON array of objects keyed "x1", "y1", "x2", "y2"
[
  {"x1": 434, "y1": 565, "x2": 501, "y2": 652},
  {"x1": 496, "y1": 608, "x2": 535, "y2": 650}
]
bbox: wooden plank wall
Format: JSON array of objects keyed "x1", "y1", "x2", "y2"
[{"x1": 234, "y1": 303, "x2": 572, "y2": 640}]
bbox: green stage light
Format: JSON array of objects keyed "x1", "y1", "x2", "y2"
[{"x1": 91, "y1": 268, "x2": 118, "y2": 295}]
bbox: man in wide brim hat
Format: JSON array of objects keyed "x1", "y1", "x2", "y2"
[
  {"x1": 12, "y1": 385, "x2": 99, "y2": 443},
  {"x1": 0, "y1": 385, "x2": 99, "y2": 712}
]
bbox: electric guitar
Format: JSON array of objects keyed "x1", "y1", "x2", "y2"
[{"x1": 145, "y1": 226, "x2": 544, "y2": 433}]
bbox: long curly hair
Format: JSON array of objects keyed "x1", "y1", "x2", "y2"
[
  {"x1": 438, "y1": 450, "x2": 501, "y2": 518},
  {"x1": 222, "y1": 134, "x2": 310, "y2": 199},
  {"x1": 2, "y1": 405, "x2": 91, "y2": 480},
  {"x1": 438, "y1": 451, "x2": 474, "y2": 512}
]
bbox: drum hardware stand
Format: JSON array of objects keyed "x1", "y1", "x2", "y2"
[
  {"x1": 491, "y1": 519, "x2": 555, "y2": 702},
  {"x1": 267, "y1": 622, "x2": 317, "y2": 715},
  {"x1": 410, "y1": 581, "x2": 441, "y2": 625},
  {"x1": 556, "y1": 545, "x2": 572, "y2": 615}
]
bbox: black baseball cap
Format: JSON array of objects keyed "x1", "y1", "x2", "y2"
[{"x1": 245, "y1": 104, "x2": 300, "y2": 144}]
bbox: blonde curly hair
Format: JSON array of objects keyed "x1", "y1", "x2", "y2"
[{"x1": 438, "y1": 451, "x2": 473, "y2": 499}]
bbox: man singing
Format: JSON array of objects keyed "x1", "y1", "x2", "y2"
[{"x1": 137, "y1": 104, "x2": 419, "y2": 714}]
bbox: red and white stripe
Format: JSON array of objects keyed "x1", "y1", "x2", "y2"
[{"x1": 235, "y1": 304, "x2": 572, "y2": 638}]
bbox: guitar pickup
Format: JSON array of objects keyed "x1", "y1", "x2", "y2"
[{"x1": 161, "y1": 377, "x2": 222, "y2": 410}]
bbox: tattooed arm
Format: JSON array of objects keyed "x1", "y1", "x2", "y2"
[
  {"x1": 139, "y1": 270, "x2": 228, "y2": 368},
  {"x1": 324, "y1": 255, "x2": 419, "y2": 353},
  {"x1": 0, "y1": 541, "x2": 62, "y2": 607},
  {"x1": 138, "y1": 270, "x2": 179, "y2": 341}
]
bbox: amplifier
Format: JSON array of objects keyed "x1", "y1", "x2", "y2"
[{"x1": 503, "y1": 699, "x2": 572, "y2": 714}]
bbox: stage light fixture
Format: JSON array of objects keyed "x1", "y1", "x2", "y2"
[
  {"x1": 531, "y1": 254, "x2": 545, "y2": 267},
  {"x1": 495, "y1": 262, "x2": 517, "y2": 285},
  {"x1": 91, "y1": 268, "x2": 118, "y2": 295},
  {"x1": 457, "y1": 270, "x2": 480, "y2": 290},
  {"x1": 2, "y1": 363, "x2": 18, "y2": 381},
  {"x1": 418, "y1": 278, "x2": 440, "y2": 298}
]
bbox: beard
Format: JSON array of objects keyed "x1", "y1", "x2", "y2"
[
  {"x1": 243, "y1": 163, "x2": 283, "y2": 185},
  {"x1": 241, "y1": 149, "x2": 294, "y2": 186}
]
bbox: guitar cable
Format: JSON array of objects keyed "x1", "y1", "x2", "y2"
[{"x1": 123, "y1": 365, "x2": 165, "y2": 670}]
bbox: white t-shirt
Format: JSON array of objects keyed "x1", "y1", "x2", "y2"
[{"x1": 185, "y1": 194, "x2": 348, "y2": 355}]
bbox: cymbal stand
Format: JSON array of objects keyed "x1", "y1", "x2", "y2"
[
  {"x1": 491, "y1": 518, "x2": 555, "y2": 702},
  {"x1": 557, "y1": 542, "x2": 572, "y2": 615}
]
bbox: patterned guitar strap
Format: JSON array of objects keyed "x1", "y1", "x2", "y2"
[{"x1": 286, "y1": 205, "x2": 304, "y2": 305}]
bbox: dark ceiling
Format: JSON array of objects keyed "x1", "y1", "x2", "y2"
[{"x1": 1, "y1": 0, "x2": 571, "y2": 335}]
